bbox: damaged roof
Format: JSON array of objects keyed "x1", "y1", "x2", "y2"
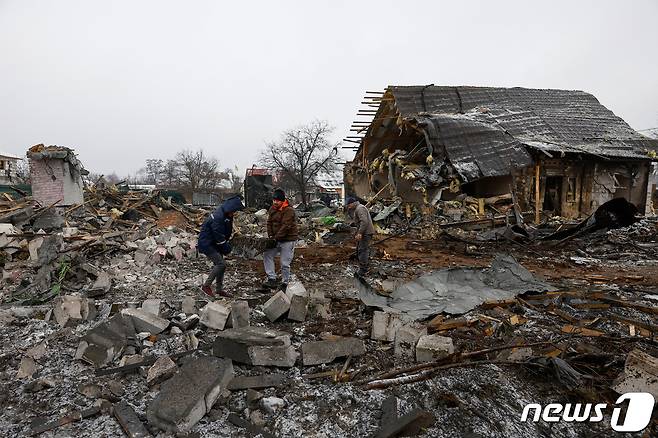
[{"x1": 385, "y1": 86, "x2": 657, "y2": 181}]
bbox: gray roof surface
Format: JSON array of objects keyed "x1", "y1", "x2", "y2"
[{"x1": 388, "y1": 86, "x2": 657, "y2": 181}]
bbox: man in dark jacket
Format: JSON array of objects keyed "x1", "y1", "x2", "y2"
[
  {"x1": 197, "y1": 195, "x2": 245, "y2": 297},
  {"x1": 263, "y1": 188, "x2": 298, "y2": 290},
  {"x1": 346, "y1": 196, "x2": 375, "y2": 276}
]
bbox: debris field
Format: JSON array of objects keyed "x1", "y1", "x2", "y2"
[{"x1": 1, "y1": 182, "x2": 658, "y2": 438}]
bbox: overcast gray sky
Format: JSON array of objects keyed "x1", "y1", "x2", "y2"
[{"x1": 1, "y1": 0, "x2": 657, "y2": 177}]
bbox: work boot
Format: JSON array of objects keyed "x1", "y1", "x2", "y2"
[
  {"x1": 201, "y1": 285, "x2": 215, "y2": 298},
  {"x1": 262, "y1": 278, "x2": 279, "y2": 289}
]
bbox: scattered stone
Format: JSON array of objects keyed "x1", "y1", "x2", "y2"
[
  {"x1": 26, "y1": 341, "x2": 47, "y2": 360},
  {"x1": 200, "y1": 301, "x2": 230, "y2": 330},
  {"x1": 133, "y1": 250, "x2": 150, "y2": 266},
  {"x1": 246, "y1": 389, "x2": 263, "y2": 407},
  {"x1": 89, "y1": 271, "x2": 112, "y2": 296},
  {"x1": 32, "y1": 210, "x2": 65, "y2": 231},
  {"x1": 146, "y1": 356, "x2": 178, "y2": 386},
  {"x1": 174, "y1": 314, "x2": 200, "y2": 331},
  {"x1": 78, "y1": 383, "x2": 102, "y2": 399},
  {"x1": 261, "y1": 396, "x2": 285, "y2": 414},
  {"x1": 394, "y1": 323, "x2": 427, "y2": 358},
  {"x1": 120, "y1": 354, "x2": 144, "y2": 367},
  {"x1": 227, "y1": 373, "x2": 286, "y2": 390},
  {"x1": 53, "y1": 295, "x2": 96, "y2": 327},
  {"x1": 121, "y1": 308, "x2": 169, "y2": 334},
  {"x1": 249, "y1": 410, "x2": 266, "y2": 428},
  {"x1": 147, "y1": 356, "x2": 234, "y2": 433},
  {"x1": 23, "y1": 376, "x2": 57, "y2": 393},
  {"x1": 415, "y1": 334, "x2": 454, "y2": 362},
  {"x1": 262, "y1": 291, "x2": 290, "y2": 322},
  {"x1": 213, "y1": 327, "x2": 298, "y2": 367},
  {"x1": 230, "y1": 300, "x2": 250, "y2": 328},
  {"x1": 500, "y1": 347, "x2": 533, "y2": 362},
  {"x1": 141, "y1": 299, "x2": 161, "y2": 316},
  {"x1": 170, "y1": 326, "x2": 183, "y2": 335},
  {"x1": 181, "y1": 296, "x2": 196, "y2": 314},
  {"x1": 114, "y1": 401, "x2": 152, "y2": 438},
  {"x1": 301, "y1": 337, "x2": 365, "y2": 366},
  {"x1": 107, "y1": 380, "x2": 125, "y2": 397},
  {"x1": 228, "y1": 413, "x2": 274, "y2": 438},
  {"x1": 371, "y1": 311, "x2": 403, "y2": 342},
  {"x1": 16, "y1": 357, "x2": 38, "y2": 379}
]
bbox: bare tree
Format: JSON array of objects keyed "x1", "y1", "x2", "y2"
[
  {"x1": 161, "y1": 159, "x2": 180, "y2": 187},
  {"x1": 260, "y1": 120, "x2": 339, "y2": 206},
  {"x1": 176, "y1": 149, "x2": 224, "y2": 191},
  {"x1": 219, "y1": 166, "x2": 243, "y2": 192},
  {"x1": 14, "y1": 158, "x2": 30, "y2": 184},
  {"x1": 140, "y1": 159, "x2": 164, "y2": 184}
]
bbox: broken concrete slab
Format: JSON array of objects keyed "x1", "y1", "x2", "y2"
[
  {"x1": 146, "y1": 355, "x2": 178, "y2": 386},
  {"x1": 229, "y1": 300, "x2": 250, "y2": 328},
  {"x1": 141, "y1": 299, "x2": 161, "y2": 316},
  {"x1": 301, "y1": 337, "x2": 365, "y2": 366},
  {"x1": 30, "y1": 235, "x2": 62, "y2": 265},
  {"x1": 75, "y1": 314, "x2": 133, "y2": 368},
  {"x1": 147, "y1": 356, "x2": 233, "y2": 433},
  {"x1": 181, "y1": 296, "x2": 196, "y2": 315},
  {"x1": 227, "y1": 373, "x2": 286, "y2": 390},
  {"x1": 53, "y1": 295, "x2": 95, "y2": 327},
  {"x1": 394, "y1": 323, "x2": 427, "y2": 358},
  {"x1": 415, "y1": 334, "x2": 454, "y2": 362},
  {"x1": 199, "y1": 301, "x2": 230, "y2": 330},
  {"x1": 121, "y1": 308, "x2": 169, "y2": 334},
  {"x1": 213, "y1": 327, "x2": 298, "y2": 368},
  {"x1": 263, "y1": 291, "x2": 290, "y2": 322},
  {"x1": 114, "y1": 401, "x2": 152, "y2": 438},
  {"x1": 89, "y1": 271, "x2": 112, "y2": 296},
  {"x1": 612, "y1": 348, "x2": 658, "y2": 399},
  {"x1": 356, "y1": 254, "x2": 556, "y2": 319},
  {"x1": 371, "y1": 311, "x2": 404, "y2": 342}
]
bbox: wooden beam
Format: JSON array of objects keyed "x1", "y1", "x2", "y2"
[{"x1": 535, "y1": 163, "x2": 540, "y2": 224}]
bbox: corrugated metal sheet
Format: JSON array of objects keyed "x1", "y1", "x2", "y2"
[{"x1": 389, "y1": 86, "x2": 658, "y2": 165}]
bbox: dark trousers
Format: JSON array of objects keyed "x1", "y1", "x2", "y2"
[
  {"x1": 357, "y1": 234, "x2": 372, "y2": 273},
  {"x1": 203, "y1": 250, "x2": 225, "y2": 290}
]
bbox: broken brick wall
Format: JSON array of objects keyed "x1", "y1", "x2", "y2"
[{"x1": 30, "y1": 159, "x2": 84, "y2": 206}]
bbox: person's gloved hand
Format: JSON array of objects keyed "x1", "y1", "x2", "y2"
[
  {"x1": 265, "y1": 238, "x2": 277, "y2": 249},
  {"x1": 218, "y1": 241, "x2": 232, "y2": 255}
]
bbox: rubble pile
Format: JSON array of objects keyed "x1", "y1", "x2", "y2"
[{"x1": 1, "y1": 186, "x2": 208, "y2": 304}]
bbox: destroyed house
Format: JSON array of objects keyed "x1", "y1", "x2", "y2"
[{"x1": 344, "y1": 86, "x2": 658, "y2": 219}]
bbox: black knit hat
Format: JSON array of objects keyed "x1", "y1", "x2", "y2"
[{"x1": 273, "y1": 188, "x2": 286, "y2": 201}]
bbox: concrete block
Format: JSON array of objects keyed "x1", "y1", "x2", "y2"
[
  {"x1": 141, "y1": 299, "x2": 161, "y2": 316},
  {"x1": 200, "y1": 301, "x2": 230, "y2": 330},
  {"x1": 263, "y1": 291, "x2": 290, "y2": 322},
  {"x1": 121, "y1": 308, "x2": 169, "y2": 334},
  {"x1": 301, "y1": 337, "x2": 365, "y2": 366},
  {"x1": 53, "y1": 295, "x2": 95, "y2": 327},
  {"x1": 371, "y1": 311, "x2": 403, "y2": 342},
  {"x1": 415, "y1": 334, "x2": 454, "y2": 362},
  {"x1": 213, "y1": 327, "x2": 297, "y2": 368},
  {"x1": 261, "y1": 396, "x2": 285, "y2": 414},
  {"x1": 147, "y1": 356, "x2": 233, "y2": 433},
  {"x1": 394, "y1": 323, "x2": 427, "y2": 358},
  {"x1": 147, "y1": 355, "x2": 178, "y2": 386},
  {"x1": 75, "y1": 314, "x2": 133, "y2": 368},
  {"x1": 286, "y1": 283, "x2": 308, "y2": 322},
  {"x1": 230, "y1": 300, "x2": 250, "y2": 328},
  {"x1": 181, "y1": 296, "x2": 196, "y2": 315}
]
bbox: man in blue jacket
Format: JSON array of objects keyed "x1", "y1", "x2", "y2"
[{"x1": 197, "y1": 195, "x2": 245, "y2": 297}]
